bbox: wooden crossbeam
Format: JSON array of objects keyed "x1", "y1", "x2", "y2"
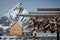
[
  {"x1": 37, "y1": 8, "x2": 60, "y2": 11},
  {"x1": 17, "y1": 12, "x2": 60, "y2": 17},
  {"x1": 29, "y1": 12, "x2": 60, "y2": 14}
]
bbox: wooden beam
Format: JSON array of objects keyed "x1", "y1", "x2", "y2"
[
  {"x1": 29, "y1": 12, "x2": 60, "y2": 14},
  {"x1": 37, "y1": 8, "x2": 60, "y2": 11},
  {"x1": 17, "y1": 12, "x2": 60, "y2": 17}
]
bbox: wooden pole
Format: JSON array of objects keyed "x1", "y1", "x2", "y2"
[
  {"x1": 57, "y1": 28, "x2": 59, "y2": 40},
  {"x1": 37, "y1": 8, "x2": 60, "y2": 11},
  {"x1": 17, "y1": 12, "x2": 60, "y2": 17}
]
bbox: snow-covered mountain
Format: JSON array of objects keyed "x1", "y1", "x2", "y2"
[{"x1": 0, "y1": 2, "x2": 29, "y2": 29}]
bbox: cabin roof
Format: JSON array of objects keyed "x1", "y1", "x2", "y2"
[{"x1": 11, "y1": 22, "x2": 22, "y2": 27}]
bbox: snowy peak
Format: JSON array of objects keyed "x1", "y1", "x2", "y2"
[{"x1": 0, "y1": 2, "x2": 29, "y2": 29}]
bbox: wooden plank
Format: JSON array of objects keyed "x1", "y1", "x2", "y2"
[
  {"x1": 17, "y1": 14, "x2": 58, "y2": 17},
  {"x1": 37, "y1": 8, "x2": 60, "y2": 11},
  {"x1": 17, "y1": 12, "x2": 60, "y2": 17},
  {"x1": 29, "y1": 12, "x2": 60, "y2": 14}
]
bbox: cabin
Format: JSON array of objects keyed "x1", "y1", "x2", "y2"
[{"x1": 10, "y1": 22, "x2": 22, "y2": 35}]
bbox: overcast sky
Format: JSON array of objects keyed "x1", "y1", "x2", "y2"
[{"x1": 0, "y1": 0, "x2": 60, "y2": 16}]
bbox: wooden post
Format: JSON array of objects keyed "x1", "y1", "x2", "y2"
[
  {"x1": 57, "y1": 28, "x2": 59, "y2": 40},
  {"x1": 37, "y1": 8, "x2": 60, "y2": 11}
]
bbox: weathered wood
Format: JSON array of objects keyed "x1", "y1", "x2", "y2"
[
  {"x1": 17, "y1": 12, "x2": 60, "y2": 17},
  {"x1": 17, "y1": 14, "x2": 58, "y2": 16},
  {"x1": 29, "y1": 12, "x2": 60, "y2": 14},
  {"x1": 37, "y1": 8, "x2": 60, "y2": 11}
]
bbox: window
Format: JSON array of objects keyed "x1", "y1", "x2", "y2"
[{"x1": 14, "y1": 28, "x2": 18, "y2": 32}]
